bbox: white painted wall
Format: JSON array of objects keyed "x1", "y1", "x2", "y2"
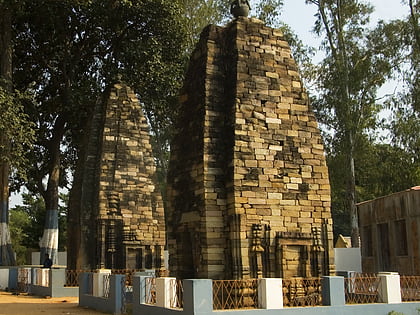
[
  {"x1": 0, "y1": 268, "x2": 9, "y2": 290},
  {"x1": 334, "y1": 248, "x2": 362, "y2": 273}
]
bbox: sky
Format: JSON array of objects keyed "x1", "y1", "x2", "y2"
[
  {"x1": 281, "y1": 0, "x2": 410, "y2": 48},
  {"x1": 9, "y1": 1, "x2": 411, "y2": 208},
  {"x1": 279, "y1": 0, "x2": 410, "y2": 117}
]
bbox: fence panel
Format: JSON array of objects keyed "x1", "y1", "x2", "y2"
[
  {"x1": 65, "y1": 269, "x2": 96, "y2": 287},
  {"x1": 145, "y1": 277, "x2": 157, "y2": 305},
  {"x1": 170, "y1": 279, "x2": 183, "y2": 309},
  {"x1": 282, "y1": 278, "x2": 322, "y2": 307},
  {"x1": 400, "y1": 276, "x2": 420, "y2": 302},
  {"x1": 17, "y1": 268, "x2": 30, "y2": 293},
  {"x1": 103, "y1": 274, "x2": 110, "y2": 298},
  {"x1": 345, "y1": 274, "x2": 379, "y2": 304},
  {"x1": 111, "y1": 269, "x2": 141, "y2": 286},
  {"x1": 213, "y1": 279, "x2": 258, "y2": 310}
]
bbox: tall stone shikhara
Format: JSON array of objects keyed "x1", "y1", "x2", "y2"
[
  {"x1": 68, "y1": 82, "x2": 166, "y2": 271},
  {"x1": 167, "y1": 18, "x2": 335, "y2": 279}
]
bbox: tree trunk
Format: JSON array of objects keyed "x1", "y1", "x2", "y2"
[
  {"x1": 39, "y1": 116, "x2": 66, "y2": 265},
  {"x1": 67, "y1": 104, "x2": 96, "y2": 270},
  {"x1": 0, "y1": 3, "x2": 16, "y2": 266},
  {"x1": 348, "y1": 134, "x2": 360, "y2": 247}
]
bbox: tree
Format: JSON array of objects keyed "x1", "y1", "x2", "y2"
[
  {"x1": 364, "y1": 1, "x2": 420, "y2": 197},
  {"x1": 306, "y1": 0, "x2": 395, "y2": 246},
  {"x1": 9, "y1": 193, "x2": 67, "y2": 265},
  {"x1": 0, "y1": 0, "x2": 34, "y2": 266},
  {"x1": 254, "y1": 0, "x2": 284, "y2": 26},
  {"x1": 13, "y1": 0, "x2": 101, "y2": 264},
  {"x1": 385, "y1": 0, "x2": 420, "y2": 181},
  {"x1": 11, "y1": 0, "x2": 188, "y2": 267}
]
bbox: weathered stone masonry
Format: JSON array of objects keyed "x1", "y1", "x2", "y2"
[
  {"x1": 167, "y1": 18, "x2": 335, "y2": 279},
  {"x1": 73, "y1": 82, "x2": 166, "y2": 270}
]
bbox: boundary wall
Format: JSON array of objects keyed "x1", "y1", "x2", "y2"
[{"x1": 0, "y1": 266, "x2": 78, "y2": 297}]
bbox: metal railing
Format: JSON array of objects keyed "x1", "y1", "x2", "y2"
[
  {"x1": 283, "y1": 278, "x2": 322, "y2": 307},
  {"x1": 344, "y1": 273, "x2": 380, "y2": 304},
  {"x1": 400, "y1": 275, "x2": 420, "y2": 302},
  {"x1": 145, "y1": 277, "x2": 157, "y2": 305},
  {"x1": 17, "y1": 268, "x2": 30, "y2": 293},
  {"x1": 65, "y1": 269, "x2": 87, "y2": 287},
  {"x1": 65, "y1": 269, "x2": 141, "y2": 287},
  {"x1": 103, "y1": 274, "x2": 111, "y2": 298},
  {"x1": 34, "y1": 268, "x2": 50, "y2": 287},
  {"x1": 111, "y1": 269, "x2": 141, "y2": 286},
  {"x1": 213, "y1": 279, "x2": 258, "y2": 310},
  {"x1": 170, "y1": 279, "x2": 184, "y2": 309}
]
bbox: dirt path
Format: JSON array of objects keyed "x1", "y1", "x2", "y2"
[{"x1": 0, "y1": 291, "x2": 109, "y2": 315}]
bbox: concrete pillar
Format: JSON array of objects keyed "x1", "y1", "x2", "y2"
[
  {"x1": 8, "y1": 267, "x2": 18, "y2": 290},
  {"x1": 183, "y1": 279, "x2": 213, "y2": 314},
  {"x1": 50, "y1": 268, "x2": 65, "y2": 287},
  {"x1": 258, "y1": 278, "x2": 283, "y2": 309},
  {"x1": 31, "y1": 268, "x2": 38, "y2": 286},
  {"x1": 93, "y1": 269, "x2": 111, "y2": 297},
  {"x1": 156, "y1": 277, "x2": 176, "y2": 308},
  {"x1": 378, "y1": 272, "x2": 402, "y2": 304},
  {"x1": 109, "y1": 274, "x2": 125, "y2": 315},
  {"x1": 79, "y1": 272, "x2": 90, "y2": 296},
  {"x1": 322, "y1": 276, "x2": 345, "y2": 306}
]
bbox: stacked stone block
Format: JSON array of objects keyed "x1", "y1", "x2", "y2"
[
  {"x1": 77, "y1": 82, "x2": 165, "y2": 270},
  {"x1": 167, "y1": 17, "x2": 334, "y2": 280}
]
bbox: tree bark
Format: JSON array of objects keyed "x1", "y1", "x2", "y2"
[
  {"x1": 39, "y1": 115, "x2": 66, "y2": 265},
  {"x1": 348, "y1": 134, "x2": 360, "y2": 247},
  {"x1": 67, "y1": 142, "x2": 86, "y2": 270},
  {"x1": 0, "y1": 3, "x2": 16, "y2": 266}
]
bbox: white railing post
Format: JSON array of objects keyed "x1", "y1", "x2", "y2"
[
  {"x1": 41, "y1": 268, "x2": 49, "y2": 287},
  {"x1": 378, "y1": 272, "x2": 402, "y2": 304},
  {"x1": 258, "y1": 278, "x2": 283, "y2": 309},
  {"x1": 156, "y1": 277, "x2": 176, "y2": 308},
  {"x1": 93, "y1": 269, "x2": 111, "y2": 297}
]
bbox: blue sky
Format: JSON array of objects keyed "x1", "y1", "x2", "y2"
[
  {"x1": 280, "y1": 0, "x2": 409, "y2": 108},
  {"x1": 282, "y1": 0, "x2": 409, "y2": 47}
]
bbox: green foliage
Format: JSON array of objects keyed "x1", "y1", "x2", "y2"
[
  {"x1": 0, "y1": 85, "x2": 35, "y2": 178},
  {"x1": 9, "y1": 193, "x2": 67, "y2": 264},
  {"x1": 253, "y1": 0, "x2": 283, "y2": 27},
  {"x1": 305, "y1": 0, "x2": 400, "y2": 243},
  {"x1": 10, "y1": 0, "x2": 189, "y2": 204},
  {"x1": 178, "y1": 0, "x2": 229, "y2": 53},
  {"x1": 9, "y1": 207, "x2": 30, "y2": 265},
  {"x1": 307, "y1": 1, "x2": 420, "y2": 240}
]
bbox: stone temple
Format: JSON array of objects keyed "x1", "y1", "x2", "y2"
[
  {"x1": 166, "y1": 17, "x2": 335, "y2": 280},
  {"x1": 68, "y1": 82, "x2": 166, "y2": 271}
]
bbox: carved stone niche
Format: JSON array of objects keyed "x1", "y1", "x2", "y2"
[{"x1": 275, "y1": 231, "x2": 315, "y2": 279}]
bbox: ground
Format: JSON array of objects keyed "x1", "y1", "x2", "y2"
[{"x1": 0, "y1": 291, "x2": 108, "y2": 315}]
